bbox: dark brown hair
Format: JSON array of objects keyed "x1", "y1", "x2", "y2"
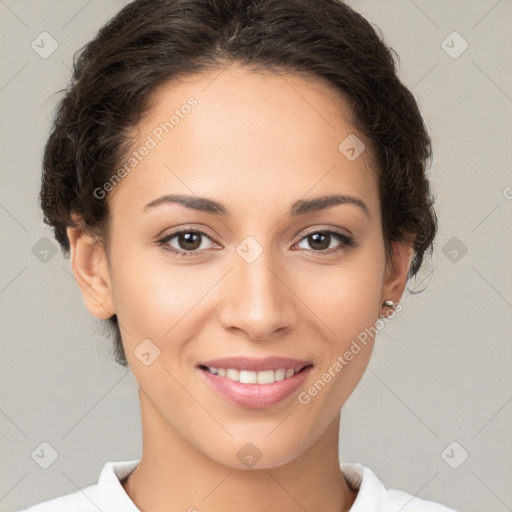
[{"x1": 41, "y1": 0, "x2": 437, "y2": 367}]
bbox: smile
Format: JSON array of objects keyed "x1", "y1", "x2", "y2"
[
  {"x1": 199, "y1": 365, "x2": 310, "y2": 384},
  {"x1": 197, "y1": 361, "x2": 313, "y2": 409}
]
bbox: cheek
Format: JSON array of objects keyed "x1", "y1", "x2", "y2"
[
  {"x1": 301, "y1": 251, "x2": 384, "y2": 340},
  {"x1": 298, "y1": 246, "x2": 384, "y2": 406},
  {"x1": 107, "y1": 236, "x2": 173, "y2": 336},
  {"x1": 108, "y1": 240, "x2": 222, "y2": 355},
  {"x1": 297, "y1": 278, "x2": 379, "y2": 430}
]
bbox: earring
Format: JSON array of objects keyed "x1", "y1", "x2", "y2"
[{"x1": 379, "y1": 299, "x2": 399, "y2": 318}]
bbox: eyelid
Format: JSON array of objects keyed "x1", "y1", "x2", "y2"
[
  {"x1": 155, "y1": 223, "x2": 216, "y2": 240},
  {"x1": 156, "y1": 227, "x2": 219, "y2": 249},
  {"x1": 298, "y1": 224, "x2": 353, "y2": 239}
]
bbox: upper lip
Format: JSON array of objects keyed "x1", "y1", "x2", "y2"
[{"x1": 197, "y1": 356, "x2": 312, "y2": 373}]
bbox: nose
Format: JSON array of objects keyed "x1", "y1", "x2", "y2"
[{"x1": 217, "y1": 248, "x2": 298, "y2": 341}]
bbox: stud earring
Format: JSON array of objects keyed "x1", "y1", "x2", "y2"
[{"x1": 379, "y1": 299, "x2": 399, "y2": 319}]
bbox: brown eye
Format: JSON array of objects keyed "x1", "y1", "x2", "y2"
[
  {"x1": 157, "y1": 229, "x2": 216, "y2": 257},
  {"x1": 307, "y1": 232, "x2": 331, "y2": 250},
  {"x1": 176, "y1": 232, "x2": 202, "y2": 250},
  {"x1": 295, "y1": 230, "x2": 354, "y2": 254}
]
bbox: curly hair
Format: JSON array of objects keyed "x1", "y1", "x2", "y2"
[{"x1": 40, "y1": 0, "x2": 437, "y2": 367}]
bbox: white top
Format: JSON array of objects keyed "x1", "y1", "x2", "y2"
[{"x1": 15, "y1": 459, "x2": 458, "y2": 512}]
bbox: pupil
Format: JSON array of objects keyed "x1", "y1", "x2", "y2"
[
  {"x1": 180, "y1": 232, "x2": 200, "y2": 250},
  {"x1": 310, "y1": 232, "x2": 329, "y2": 250}
]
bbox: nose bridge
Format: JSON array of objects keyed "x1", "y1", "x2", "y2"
[{"x1": 217, "y1": 240, "x2": 296, "y2": 340}]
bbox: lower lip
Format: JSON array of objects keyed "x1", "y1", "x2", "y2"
[{"x1": 198, "y1": 366, "x2": 313, "y2": 409}]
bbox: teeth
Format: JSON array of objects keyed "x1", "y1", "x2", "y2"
[
  {"x1": 226, "y1": 368, "x2": 239, "y2": 381},
  {"x1": 205, "y1": 366, "x2": 300, "y2": 384},
  {"x1": 274, "y1": 369, "x2": 285, "y2": 381}
]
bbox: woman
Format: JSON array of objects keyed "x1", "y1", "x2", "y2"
[{"x1": 18, "y1": 0, "x2": 457, "y2": 510}]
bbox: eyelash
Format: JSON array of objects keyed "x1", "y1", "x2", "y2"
[{"x1": 156, "y1": 228, "x2": 354, "y2": 258}]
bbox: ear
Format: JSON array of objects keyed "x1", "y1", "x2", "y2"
[
  {"x1": 381, "y1": 240, "x2": 414, "y2": 307},
  {"x1": 66, "y1": 223, "x2": 115, "y2": 320}
]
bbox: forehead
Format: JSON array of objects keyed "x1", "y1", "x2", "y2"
[{"x1": 110, "y1": 64, "x2": 379, "y2": 220}]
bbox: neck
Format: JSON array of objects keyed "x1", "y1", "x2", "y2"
[{"x1": 122, "y1": 389, "x2": 357, "y2": 512}]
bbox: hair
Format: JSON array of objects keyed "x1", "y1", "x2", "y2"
[{"x1": 40, "y1": 0, "x2": 437, "y2": 368}]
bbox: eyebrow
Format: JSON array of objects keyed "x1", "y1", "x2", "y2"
[{"x1": 144, "y1": 193, "x2": 370, "y2": 218}]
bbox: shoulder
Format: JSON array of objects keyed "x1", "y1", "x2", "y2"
[
  {"x1": 341, "y1": 462, "x2": 458, "y2": 512},
  {"x1": 13, "y1": 460, "x2": 140, "y2": 512}
]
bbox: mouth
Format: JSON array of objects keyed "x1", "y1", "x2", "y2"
[
  {"x1": 196, "y1": 356, "x2": 314, "y2": 409},
  {"x1": 197, "y1": 363, "x2": 312, "y2": 384}
]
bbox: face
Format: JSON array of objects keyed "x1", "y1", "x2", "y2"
[{"x1": 70, "y1": 64, "x2": 411, "y2": 469}]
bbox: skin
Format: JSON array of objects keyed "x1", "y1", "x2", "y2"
[{"x1": 67, "y1": 63, "x2": 413, "y2": 512}]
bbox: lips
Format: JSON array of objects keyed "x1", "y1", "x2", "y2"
[{"x1": 196, "y1": 356, "x2": 314, "y2": 409}]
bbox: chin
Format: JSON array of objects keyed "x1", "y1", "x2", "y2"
[{"x1": 201, "y1": 433, "x2": 312, "y2": 471}]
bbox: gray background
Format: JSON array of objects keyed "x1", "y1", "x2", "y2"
[{"x1": 1, "y1": 1, "x2": 511, "y2": 511}]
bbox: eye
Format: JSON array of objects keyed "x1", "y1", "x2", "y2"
[
  {"x1": 294, "y1": 230, "x2": 354, "y2": 255},
  {"x1": 157, "y1": 228, "x2": 354, "y2": 258},
  {"x1": 157, "y1": 229, "x2": 218, "y2": 258}
]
